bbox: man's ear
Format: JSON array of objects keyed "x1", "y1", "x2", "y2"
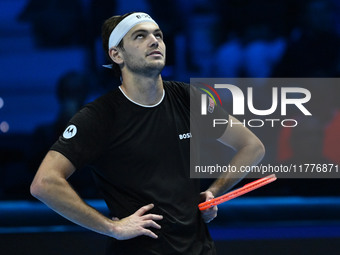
[{"x1": 109, "y1": 47, "x2": 124, "y2": 65}]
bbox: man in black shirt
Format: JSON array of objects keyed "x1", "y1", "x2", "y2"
[{"x1": 30, "y1": 12, "x2": 265, "y2": 255}]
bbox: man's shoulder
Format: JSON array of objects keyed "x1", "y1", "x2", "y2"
[
  {"x1": 163, "y1": 80, "x2": 190, "y2": 96},
  {"x1": 86, "y1": 87, "x2": 122, "y2": 110},
  {"x1": 163, "y1": 80, "x2": 189, "y2": 89},
  {"x1": 79, "y1": 89, "x2": 120, "y2": 119}
]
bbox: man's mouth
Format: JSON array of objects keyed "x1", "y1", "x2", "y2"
[{"x1": 147, "y1": 51, "x2": 163, "y2": 57}]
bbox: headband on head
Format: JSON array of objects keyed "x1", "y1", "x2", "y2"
[
  {"x1": 108, "y1": 12, "x2": 158, "y2": 49},
  {"x1": 103, "y1": 12, "x2": 158, "y2": 69}
]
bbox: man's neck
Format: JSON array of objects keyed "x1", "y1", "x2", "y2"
[{"x1": 120, "y1": 73, "x2": 164, "y2": 106}]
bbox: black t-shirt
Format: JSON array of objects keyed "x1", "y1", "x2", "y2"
[{"x1": 51, "y1": 81, "x2": 228, "y2": 255}]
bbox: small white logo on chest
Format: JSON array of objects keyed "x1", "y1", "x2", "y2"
[{"x1": 179, "y1": 132, "x2": 192, "y2": 140}]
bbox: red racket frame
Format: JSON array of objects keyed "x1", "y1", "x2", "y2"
[{"x1": 199, "y1": 174, "x2": 277, "y2": 211}]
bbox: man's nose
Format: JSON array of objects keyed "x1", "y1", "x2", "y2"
[{"x1": 149, "y1": 34, "x2": 159, "y2": 48}]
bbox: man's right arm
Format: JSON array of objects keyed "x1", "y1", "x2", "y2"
[{"x1": 30, "y1": 150, "x2": 163, "y2": 240}]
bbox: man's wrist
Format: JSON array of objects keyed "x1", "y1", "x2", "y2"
[
  {"x1": 206, "y1": 188, "x2": 218, "y2": 197},
  {"x1": 104, "y1": 218, "x2": 120, "y2": 239}
]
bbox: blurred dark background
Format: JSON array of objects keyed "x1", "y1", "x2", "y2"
[{"x1": 0, "y1": 0, "x2": 340, "y2": 254}]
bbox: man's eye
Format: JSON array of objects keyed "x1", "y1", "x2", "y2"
[
  {"x1": 155, "y1": 33, "x2": 163, "y2": 39},
  {"x1": 135, "y1": 34, "x2": 144, "y2": 39}
]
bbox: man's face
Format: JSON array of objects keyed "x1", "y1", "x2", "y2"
[{"x1": 119, "y1": 22, "x2": 166, "y2": 76}]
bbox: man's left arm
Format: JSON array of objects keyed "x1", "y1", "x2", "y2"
[{"x1": 200, "y1": 115, "x2": 265, "y2": 222}]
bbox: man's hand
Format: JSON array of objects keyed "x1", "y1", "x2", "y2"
[
  {"x1": 200, "y1": 191, "x2": 218, "y2": 223},
  {"x1": 111, "y1": 204, "x2": 163, "y2": 240}
]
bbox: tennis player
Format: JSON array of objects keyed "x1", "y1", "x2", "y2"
[{"x1": 30, "y1": 12, "x2": 265, "y2": 255}]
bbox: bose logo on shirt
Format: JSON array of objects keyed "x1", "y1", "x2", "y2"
[
  {"x1": 179, "y1": 133, "x2": 192, "y2": 140},
  {"x1": 63, "y1": 125, "x2": 77, "y2": 139}
]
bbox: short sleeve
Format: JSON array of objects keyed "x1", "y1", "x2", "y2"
[{"x1": 50, "y1": 104, "x2": 109, "y2": 169}]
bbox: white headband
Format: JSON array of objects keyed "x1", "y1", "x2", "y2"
[{"x1": 108, "y1": 12, "x2": 158, "y2": 49}]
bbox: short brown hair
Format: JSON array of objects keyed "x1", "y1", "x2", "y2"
[{"x1": 101, "y1": 12, "x2": 133, "y2": 77}]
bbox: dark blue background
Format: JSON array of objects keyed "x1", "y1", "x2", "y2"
[{"x1": 1, "y1": 1, "x2": 340, "y2": 254}]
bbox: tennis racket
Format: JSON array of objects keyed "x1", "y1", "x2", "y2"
[{"x1": 199, "y1": 174, "x2": 277, "y2": 211}]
